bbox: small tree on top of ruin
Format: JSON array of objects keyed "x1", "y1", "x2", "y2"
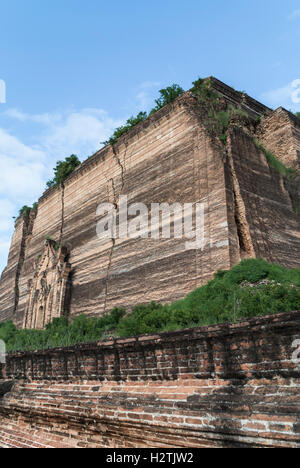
[{"x1": 46, "y1": 154, "x2": 81, "y2": 189}]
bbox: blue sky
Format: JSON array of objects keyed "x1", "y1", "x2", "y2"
[{"x1": 0, "y1": 0, "x2": 300, "y2": 272}]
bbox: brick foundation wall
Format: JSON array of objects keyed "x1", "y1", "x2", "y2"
[{"x1": 1, "y1": 311, "x2": 300, "y2": 448}]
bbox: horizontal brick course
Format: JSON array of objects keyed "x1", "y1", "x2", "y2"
[{"x1": 0, "y1": 311, "x2": 300, "y2": 448}]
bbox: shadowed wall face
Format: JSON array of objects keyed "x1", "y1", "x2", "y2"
[
  {"x1": 257, "y1": 108, "x2": 300, "y2": 171},
  {"x1": 0, "y1": 312, "x2": 300, "y2": 448}
]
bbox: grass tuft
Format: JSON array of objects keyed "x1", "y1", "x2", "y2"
[{"x1": 1, "y1": 259, "x2": 299, "y2": 352}]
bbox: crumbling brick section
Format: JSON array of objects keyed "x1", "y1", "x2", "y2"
[
  {"x1": 256, "y1": 108, "x2": 300, "y2": 171},
  {"x1": 0, "y1": 311, "x2": 300, "y2": 448}
]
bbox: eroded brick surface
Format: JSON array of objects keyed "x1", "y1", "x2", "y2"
[
  {"x1": 0, "y1": 312, "x2": 299, "y2": 448},
  {"x1": 0, "y1": 79, "x2": 299, "y2": 328}
]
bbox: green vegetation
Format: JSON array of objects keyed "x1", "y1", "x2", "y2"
[
  {"x1": 19, "y1": 155, "x2": 81, "y2": 214},
  {"x1": 116, "y1": 259, "x2": 300, "y2": 337},
  {"x1": 191, "y1": 77, "x2": 220, "y2": 106},
  {"x1": 46, "y1": 154, "x2": 81, "y2": 189},
  {"x1": 45, "y1": 236, "x2": 60, "y2": 251},
  {"x1": 149, "y1": 84, "x2": 185, "y2": 114},
  {"x1": 191, "y1": 78, "x2": 249, "y2": 144},
  {"x1": 103, "y1": 84, "x2": 185, "y2": 146},
  {"x1": 254, "y1": 140, "x2": 296, "y2": 179},
  {"x1": 18, "y1": 205, "x2": 32, "y2": 217},
  {"x1": 103, "y1": 112, "x2": 148, "y2": 146},
  {"x1": 1, "y1": 259, "x2": 299, "y2": 352},
  {"x1": 191, "y1": 79, "x2": 297, "y2": 185},
  {"x1": 18, "y1": 202, "x2": 38, "y2": 219},
  {"x1": 15, "y1": 80, "x2": 299, "y2": 212},
  {"x1": 0, "y1": 308, "x2": 126, "y2": 352}
]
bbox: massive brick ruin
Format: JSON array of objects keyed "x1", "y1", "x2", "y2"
[
  {"x1": 0, "y1": 77, "x2": 299, "y2": 329},
  {"x1": 0, "y1": 77, "x2": 300, "y2": 449}
]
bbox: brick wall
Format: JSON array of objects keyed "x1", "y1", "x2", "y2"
[
  {"x1": 0, "y1": 93, "x2": 236, "y2": 327},
  {"x1": 1, "y1": 311, "x2": 300, "y2": 448},
  {"x1": 257, "y1": 108, "x2": 300, "y2": 170},
  {"x1": 1, "y1": 79, "x2": 299, "y2": 329},
  {"x1": 227, "y1": 127, "x2": 300, "y2": 269}
]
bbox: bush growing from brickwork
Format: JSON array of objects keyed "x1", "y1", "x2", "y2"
[
  {"x1": 18, "y1": 202, "x2": 38, "y2": 218},
  {"x1": 46, "y1": 154, "x2": 81, "y2": 189},
  {"x1": 149, "y1": 84, "x2": 185, "y2": 114},
  {"x1": 18, "y1": 206, "x2": 32, "y2": 217},
  {"x1": 191, "y1": 78, "x2": 250, "y2": 144},
  {"x1": 254, "y1": 141, "x2": 296, "y2": 180},
  {"x1": 116, "y1": 259, "x2": 300, "y2": 337},
  {"x1": 103, "y1": 112, "x2": 148, "y2": 146},
  {"x1": 1, "y1": 259, "x2": 299, "y2": 352},
  {"x1": 103, "y1": 85, "x2": 185, "y2": 146}
]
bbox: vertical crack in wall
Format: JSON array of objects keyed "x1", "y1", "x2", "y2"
[
  {"x1": 103, "y1": 145, "x2": 126, "y2": 313},
  {"x1": 112, "y1": 144, "x2": 126, "y2": 191},
  {"x1": 226, "y1": 133, "x2": 256, "y2": 259},
  {"x1": 103, "y1": 178, "x2": 117, "y2": 314},
  {"x1": 13, "y1": 211, "x2": 36, "y2": 317},
  {"x1": 59, "y1": 183, "x2": 65, "y2": 245}
]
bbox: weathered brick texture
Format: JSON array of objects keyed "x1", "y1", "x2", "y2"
[
  {"x1": 1, "y1": 312, "x2": 300, "y2": 448},
  {"x1": 0, "y1": 78, "x2": 299, "y2": 328},
  {"x1": 257, "y1": 107, "x2": 300, "y2": 170}
]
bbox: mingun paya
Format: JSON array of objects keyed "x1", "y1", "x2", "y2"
[{"x1": 0, "y1": 77, "x2": 299, "y2": 329}]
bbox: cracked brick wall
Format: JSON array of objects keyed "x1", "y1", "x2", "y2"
[
  {"x1": 256, "y1": 108, "x2": 300, "y2": 171},
  {"x1": 0, "y1": 211, "x2": 36, "y2": 324},
  {"x1": 0, "y1": 311, "x2": 299, "y2": 448},
  {"x1": 0, "y1": 92, "x2": 237, "y2": 326},
  {"x1": 0, "y1": 79, "x2": 299, "y2": 327}
]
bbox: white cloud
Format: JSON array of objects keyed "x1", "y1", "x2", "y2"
[
  {"x1": 0, "y1": 107, "x2": 124, "y2": 272},
  {"x1": 3, "y1": 109, "x2": 28, "y2": 121},
  {"x1": 136, "y1": 91, "x2": 151, "y2": 110},
  {"x1": 288, "y1": 9, "x2": 300, "y2": 20},
  {"x1": 0, "y1": 200, "x2": 15, "y2": 231},
  {"x1": 139, "y1": 81, "x2": 161, "y2": 90},
  {"x1": 0, "y1": 128, "x2": 46, "y2": 199},
  {"x1": 3, "y1": 108, "x2": 62, "y2": 125},
  {"x1": 0, "y1": 238, "x2": 11, "y2": 272},
  {"x1": 261, "y1": 79, "x2": 300, "y2": 111},
  {"x1": 135, "y1": 81, "x2": 161, "y2": 110},
  {"x1": 42, "y1": 109, "x2": 123, "y2": 159},
  {"x1": 0, "y1": 201, "x2": 15, "y2": 272},
  {"x1": 0, "y1": 128, "x2": 48, "y2": 271}
]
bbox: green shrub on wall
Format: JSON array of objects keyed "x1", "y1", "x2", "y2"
[
  {"x1": 103, "y1": 84, "x2": 185, "y2": 146},
  {"x1": 46, "y1": 154, "x2": 81, "y2": 189},
  {"x1": 103, "y1": 112, "x2": 148, "y2": 146},
  {"x1": 254, "y1": 141, "x2": 296, "y2": 179},
  {"x1": 117, "y1": 259, "x2": 300, "y2": 337},
  {"x1": 1, "y1": 259, "x2": 299, "y2": 352},
  {"x1": 18, "y1": 202, "x2": 38, "y2": 218}
]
